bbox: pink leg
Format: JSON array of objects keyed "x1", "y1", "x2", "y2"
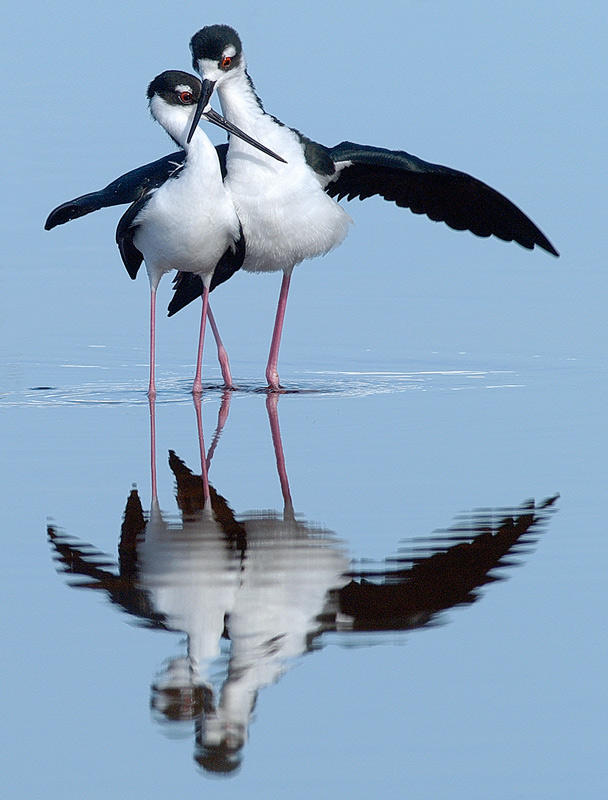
[
  {"x1": 193, "y1": 285, "x2": 210, "y2": 395},
  {"x1": 148, "y1": 286, "x2": 157, "y2": 398},
  {"x1": 265, "y1": 269, "x2": 292, "y2": 391},
  {"x1": 193, "y1": 393, "x2": 211, "y2": 507},
  {"x1": 265, "y1": 392, "x2": 294, "y2": 519},
  {"x1": 149, "y1": 395, "x2": 158, "y2": 504},
  {"x1": 207, "y1": 305, "x2": 234, "y2": 389}
]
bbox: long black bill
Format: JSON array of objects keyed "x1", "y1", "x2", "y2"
[
  {"x1": 186, "y1": 79, "x2": 216, "y2": 145},
  {"x1": 203, "y1": 108, "x2": 287, "y2": 164},
  {"x1": 186, "y1": 79, "x2": 287, "y2": 164}
]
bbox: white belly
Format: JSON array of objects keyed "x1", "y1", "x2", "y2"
[
  {"x1": 225, "y1": 131, "x2": 351, "y2": 273},
  {"x1": 134, "y1": 176, "x2": 240, "y2": 284}
]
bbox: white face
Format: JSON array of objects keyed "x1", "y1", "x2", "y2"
[
  {"x1": 149, "y1": 92, "x2": 201, "y2": 147},
  {"x1": 195, "y1": 45, "x2": 241, "y2": 84},
  {"x1": 196, "y1": 58, "x2": 223, "y2": 82}
]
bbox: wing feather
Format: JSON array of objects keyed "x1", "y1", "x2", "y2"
[
  {"x1": 326, "y1": 142, "x2": 558, "y2": 256},
  {"x1": 115, "y1": 194, "x2": 152, "y2": 280},
  {"x1": 44, "y1": 144, "x2": 229, "y2": 230}
]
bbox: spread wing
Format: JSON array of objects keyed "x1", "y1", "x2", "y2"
[
  {"x1": 325, "y1": 141, "x2": 558, "y2": 256},
  {"x1": 44, "y1": 144, "x2": 229, "y2": 230}
]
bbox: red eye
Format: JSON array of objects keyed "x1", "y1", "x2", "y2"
[
  {"x1": 221, "y1": 56, "x2": 232, "y2": 69},
  {"x1": 178, "y1": 91, "x2": 193, "y2": 104}
]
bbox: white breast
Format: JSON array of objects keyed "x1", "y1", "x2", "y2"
[
  {"x1": 219, "y1": 81, "x2": 351, "y2": 273},
  {"x1": 135, "y1": 176, "x2": 239, "y2": 288},
  {"x1": 133, "y1": 127, "x2": 240, "y2": 289}
]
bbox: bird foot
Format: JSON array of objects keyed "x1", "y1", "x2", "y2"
[{"x1": 265, "y1": 368, "x2": 283, "y2": 392}]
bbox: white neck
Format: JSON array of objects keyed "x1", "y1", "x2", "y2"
[
  {"x1": 216, "y1": 69, "x2": 267, "y2": 128},
  {"x1": 150, "y1": 97, "x2": 220, "y2": 179}
]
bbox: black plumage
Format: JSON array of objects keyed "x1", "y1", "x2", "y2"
[
  {"x1": 325, "y1": 142, "x2": 558, "y2": 255},
  {"x1": 168, "y1": 228, "x2": 246, "y2": 315},
  {"x1": 45, "y1": 135, "x2": 558, "y2": 318},
  {"x1": 115, "y1": 193, "x2": 150, "y2": 279},
  {"x1": 114, "y1": 178, "x2": 245, "y2": 298},
  {"x1": 46, "y1": 138, "x2": 557, "y2": 257},
  {"x1": 44, "y1": 145, "x2": 226, "y2": 231}
]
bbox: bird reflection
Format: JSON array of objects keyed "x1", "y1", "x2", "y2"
[{"x1": 47, "y1": 395, "x2": 557, "y2": 775}]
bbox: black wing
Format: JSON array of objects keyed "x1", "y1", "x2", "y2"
[
  {"x1": 45, "y1": 151, "x2": 184, "y2": 230},
  {"x1": 44, "y1": 144, "x2": 229, "y2": 230},
  {"x1": 115, "y1": 193, "x2": 152, "y2": 280},
  {"x1": 325, "y1": 141, "x2": 558, "y2": 256},
  {"x1": 167, "y1": 225, "x2": 246, "y2": 317}
]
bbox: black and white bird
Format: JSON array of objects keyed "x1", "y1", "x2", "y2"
[
  {"x1": 111, "y1": 70, "x2": 284, "y2": 396},
  {"x1": 46, "y1": 25, "x2": 558, "y2": 391}
]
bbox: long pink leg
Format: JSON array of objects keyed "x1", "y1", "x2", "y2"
[
  {"x1": 192, "y1": 284, "x2": 210, "y2": 395},
  {"x1": 193, "y1": 393, "x2": 211, "y2": 507},
  {"x1": 265, "y1": 392, "x2": 294, "y2": 519},
  {"x1": 207, "y1": 305, "x2": 234, "y2": 389},
  {"x1": 148, "y1": 287, "x2": 157, "y2": 398},
  {"x1": 265, "y1": 269, "x2": 292, "y2": 391}
]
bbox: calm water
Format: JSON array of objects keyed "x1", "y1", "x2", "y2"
[
  {"x1": 2, "y1": 356, "x2": 606, "y2": 798},
  {"x1": 3, "y1": 2, "x2": 607, "y2": 797}
]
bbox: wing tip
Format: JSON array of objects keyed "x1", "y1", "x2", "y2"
[
  {"x1": 44, "y1": 203, "x2": 76, "y2": 230},
  {"x1": 540, "y1": 239, "x2": 560, "y2": 258}
]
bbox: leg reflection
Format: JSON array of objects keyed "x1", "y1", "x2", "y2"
[
  {"x1": 193, "y1": 394, "x2": 211, "y2": 508},
  {"x1": 149, "y1": 395, "x2": 158, "y2": 504},
  {"x1": 265, "y1": 392, "x2": 294, "y2": 520},
  {"x1": 206, "y1": 390, "x2": 232, "y2": 471}
]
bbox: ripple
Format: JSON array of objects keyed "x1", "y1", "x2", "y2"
[{"x1": 0, "y1": 367, "x2": 522, "y2": 407}]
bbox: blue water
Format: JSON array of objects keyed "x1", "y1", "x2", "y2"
[{"x1": 3, "y1": 354, "x2": 606, "y2": 797}]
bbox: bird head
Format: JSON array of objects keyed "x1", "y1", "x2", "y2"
[
  {"x1": 190, "y1": 24, "x2": 245, "y2": 88},
  {"x1": 147, "y1": 70, "x2": 285, "y2": 161}
]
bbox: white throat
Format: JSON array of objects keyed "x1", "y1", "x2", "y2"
[{"x1": 149, "y1": 96, "x2": 199, "y2": 150}]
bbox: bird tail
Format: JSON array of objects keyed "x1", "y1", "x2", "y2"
[{"x1": 168, "y1": 272, "x2": 205, "y2": 316}]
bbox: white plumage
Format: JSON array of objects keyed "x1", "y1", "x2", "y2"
[
  {"x1": 219, "y1": 92, "x2": 352, "y2": 274},
  {"x1": 118, "y1": 70, "x2": 279, "y2": 396},
  {"x1": 135, "y1": 94, "x2": 240, "y2": 291}
]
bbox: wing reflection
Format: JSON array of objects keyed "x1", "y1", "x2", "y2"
[
  {"x1": 332, "y1": 497, "x2": 556, "y2": 634},
  {"x1": 47, "y1": 394, "x2": 557, "y2": 776}
]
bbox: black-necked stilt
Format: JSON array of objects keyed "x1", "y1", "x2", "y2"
[
  {"x1": 46, "y1": 26, "x2": 558, "y2": 391},
  {"x1": 45, "y1": 147, "x2": 241, "y2": 391},
  {"x1": 103, "y1": 70, "x2": 284, "y2": 397},
  {"x1": 184, "y1": 25, "x2": 558, "y2": 389}
]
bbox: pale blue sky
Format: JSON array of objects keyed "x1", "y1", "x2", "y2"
[{"x1": 2, "y1": 0, "x2": 605, "y2": 371}]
